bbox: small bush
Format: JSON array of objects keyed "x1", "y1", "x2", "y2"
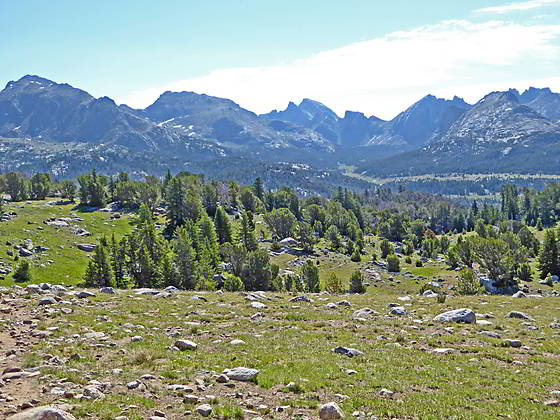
[
  {"x1": 387, "y1": 254, "x2": 400, "y2": 272},
  {"x1": 223, "y1": 273, "x2": 244, "y2": 292},
  {"x1": 371, "y1": 253, "x2": 377, "y2": 262},
  {"x1": 349, "y1": 270, "x2": 366, "y2": 294},
  {"x1": 270, "y1": 241, "x2": 281, "y2": 252},
  {"x1": 380, "y1": 239, "x2": 393, "y2": 259},
  {"x1": 350, "y1": 249, "x2": 361, "y2": 262},
  {"x1": 405, "y1": 256, "x2": 412, "y2": 264},
  {"x1": 437, "y1": 293, "x2": 447, "y2": 303},
  {"x1": 415, "y1": 260, "x2": 423, "y2": 267},
  {"x1": 13, "y1": 260, "x2": 31, "y2": 282},
  {"x1": 456, "y1": 268, "x2": 481, "y2": 295},
  {"x1": 324, "y1": 272, "x2": 346, "y2": 294}
]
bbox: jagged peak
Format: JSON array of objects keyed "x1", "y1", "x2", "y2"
[{"x1": 478, "y1": 90, "x2": 520, "y2": 105}]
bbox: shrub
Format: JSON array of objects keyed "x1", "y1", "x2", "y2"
[
  {"x1": 371, "y1": 253, "x2": 377, "y2": 262},
  {"x1": 350, "y1": 249, "x2": 361, "y2": 262},
  {"x1": 380, "y1": 239, "x2": 393, "y2": 258},
  {"x1": 456, "y1": 268, "x2": 481, "y2": 295},
  {"x1": 415, "y1": 260, "x2": 423, "y2": 267},
  {"x1": 270, "y1": 241, "x2": 281, "y2": 252},
  {"x1": 223, "y1": 273, "x2": 244, "y2": 292},
  {"x1": 387, "y1": 254, "x2": 400, "y2": 272},
  {"x1": 405, "y1": 256, "x2": 412, "y2": 264},
  {"x1": 349, "y1": 270, "x2": 366, "y2": 294},
  {"x1": 301, "y1": 260, "x2": 320, "y2": 292},
  {"x1": 324, "y1": 273, "x2": 345, "y2": 294},
  {"x1": 437, "y1": 293, "x2": 447, "y2": 303},
  {"x1": 13, "y1": 260, "x2": 31, "y2": 282}
]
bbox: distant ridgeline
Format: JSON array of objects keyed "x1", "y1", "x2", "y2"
[{"x1": 0, "y1": 75, "x2": 559, "y2": 196}]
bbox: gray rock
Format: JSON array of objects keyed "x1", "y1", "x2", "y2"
[
  {"x1": 77, "y1": 243, "x2": 96, "y2": 252},
  {"x1": 77, "y1": 291, "x2": 96, "y2": 299},
  {"x1": 479, "y1": 331, "x2": 501, "y2": 338},
  {"x1": 26, "y1": 284, "x2": 42, "y2": 293},
  {"x1": 512, "y1": 291, "x2": 526, "y2": 298},
  {"x1": 223, "y1": 367, "x2": 259, "y2": 381},
  {"x1": 196, "y1": 404, "x2": 213, "y2": 417},
  {"x1": 39, "y1": 297, "x2": 57, "y2": 305},
  {"x1": 290, "y1": 295, "x2": 313, "y2": 303},
  {"x1": 19, "y1": 248, "x2": 33, "y2": 257},
  {"x1": 6, "y1": 406, "x2": 77, "y2": 419},
  {"x1": 175, "y1": 339, "x2": 197, "y2": 351},
  {"x1": 352, "y1": 308, "x2": 378, "y2": 320},
  {"x1": 390, "y1": 306, "x2": 406, "y2": 316},
  {"x1": 503, "y1": 339, "x2": 522, "y2": 348},
  {"x1": 507, "y1": 311, "x2": 534, "y2": 321},
  {"x1": 319, "y1": 402, "x2": 344, "y2": 420},
  {"x1": 333, "y1": 346, "x2": 363, "y2": 357},
  {"x1": 100, "y1": 287, "x2": 116, "y2": 294},
  {"x1": 250, "y1": 301, "x2": 267, "y2": 309},
  {"x1": 433, "y1": 308, "x2": 476, "y2": 324}
]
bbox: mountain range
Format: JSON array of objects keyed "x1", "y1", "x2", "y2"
[{"x1": 1, "y1": 74, "x2": 560, "y2": 188}]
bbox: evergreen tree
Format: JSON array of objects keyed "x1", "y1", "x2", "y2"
[
  {"x1": 539, "y1": 229, "x2": 560, "y2": 279},
  {"x1": 173, "y1": 225, "x2": 196, "y2": 290},
  {"x1": 214, "y1": 206, "x2": 233, "y2": 244},
  {"x1": 83, "y1": 237, "x2": 113, "y2": 287},
  {"x1": 239, "y1": 211, "x2": 258, "y2": 251},
  {"x1": 110, "y1": 234, "x2": 127, "y2": 288},
  {"x1": 301, "y1": 260, "x2": 320, "y2": 292},
  {"x1": 296, "y1": 221, "x2": 315, "y2": 252},
  {"x1": 253, "y1": 177, "x2": 264, "y2": 201}
]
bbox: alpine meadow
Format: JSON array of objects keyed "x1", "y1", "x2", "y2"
[{"x1": 3, "y1": 1, "x2": 560, "y2": 419}]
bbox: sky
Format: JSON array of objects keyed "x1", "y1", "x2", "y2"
[{"x1": 2, "y1": 0, "x2": 560, "y2": 120}]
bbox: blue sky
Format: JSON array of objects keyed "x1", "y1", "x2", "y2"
[{"x1": 2, "y1": 0, "x2": 560, "y2": 119}]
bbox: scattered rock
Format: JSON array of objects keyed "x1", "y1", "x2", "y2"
[
  {"x1": 352, "y1": 308, "x2": 378, "y2": 320},
  {"x1": 507, "y1": 311, "x2": 534, "y2": 321},
  {"x1": 503, "y1": 339, "x2": 522, "y2": 348},
  {"x1": 290, "y1": 296, "x2": 313, "y2": 303},
  {"x1": 7, "y1": 406, "x2": 77, "y2": 419},
  {"x1": 319, "y1": 402, "x2": 344, "y2": 420},
  {"x1": 390, "y1": 306, "x2": 406, "y2": 316},
  {"x1": 39, "y1": 297, "x2": 57, "y2": 306},
  {"x1": 175, "y1": 339, "x2": 197, "y2": 351},
  {"x1": 333, "y1": 346, "x2": 363, "y2": 357},
  {"x1": 195, "y1": 404, "x2": 213, "y2": 417},
  {"x1": 77, "y1": 243, "x2": 96, "y2": 252},
  {"x1": 433, "y1": 308, "x2": 476, "y2": 324},
  {"x1": 223, "y1": 367, "x2": 259, "y2": 382}
]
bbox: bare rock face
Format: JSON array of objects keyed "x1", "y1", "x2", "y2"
[{"x1": 7, "y1": 406, "x2": 77, "y2": 420}]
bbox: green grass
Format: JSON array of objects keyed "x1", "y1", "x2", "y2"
[
  {"x1": 0, "y1": 200, "x2": 133, "y2": 287},
  {"x1": 15, "y1": 288, "x2": 560, "y2": 419}
]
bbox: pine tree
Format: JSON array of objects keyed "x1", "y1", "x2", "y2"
[
  {"x1": 253, "y1": 177, "x2": 264, "y2": 201},
  {"x1": 539, "y1": 229, "x2": 559, "y2": 279},
  {"x1": 196, "y1": 212, "x2": 220, "y2": 267},
  {"x1": 83, "y1": 237, "x2": 113, "y2": 287},
  {"x1": 173, "y1": 225, "x2": 196, "y2": 290},
  {"x1": 214, "y1": 206, "x2": 233, "y2": 244},
  {"x1": 110, "y1": 234, "x2": 127, "y2": 288},
  {"x1": 240, "y1": 211, "x2": 257, "y2": 251}
]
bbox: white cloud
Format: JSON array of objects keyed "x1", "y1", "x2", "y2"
[
  {"x1": 118, "y1": 20, "x2": 560, "y2": 120},
  {"x1": 475, "y1": 0, "x2": 560, "y2": 14}
]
